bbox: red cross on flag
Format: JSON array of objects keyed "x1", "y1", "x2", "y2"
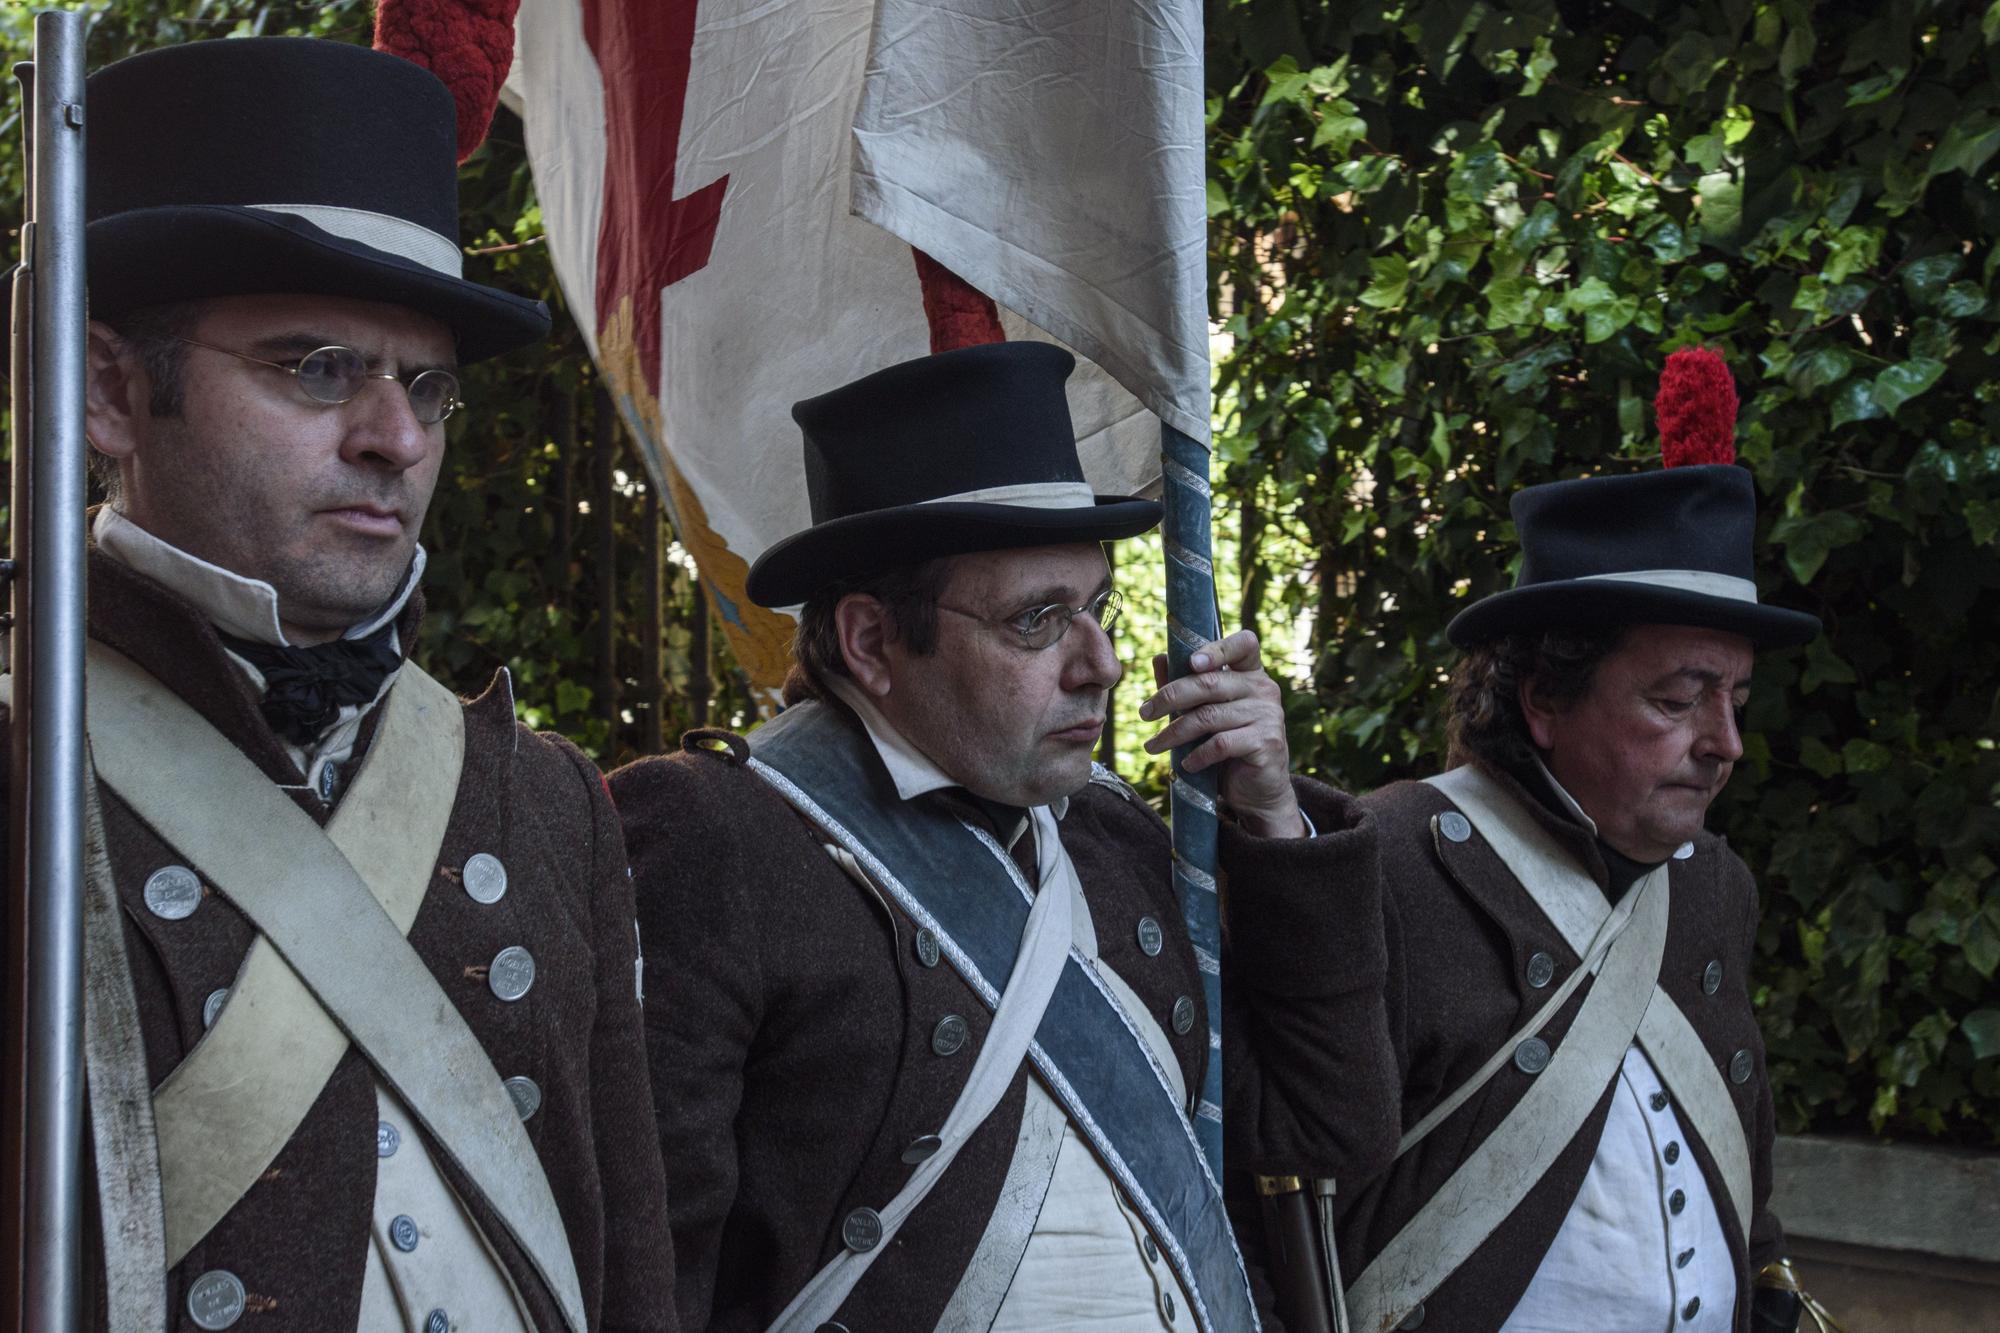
[{"x1": 377, "y1": 0, "x2": 1210, "y2": 700}]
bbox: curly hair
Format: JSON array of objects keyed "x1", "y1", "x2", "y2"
[
  {"x1": 1445, "y1": 626, "x2": 1628, "y2": 770},
  {"x1": 782, "y1": 557, "x2": 955, "y2": 705}
]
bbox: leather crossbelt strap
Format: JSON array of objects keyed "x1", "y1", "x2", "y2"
[
  {"x1": 1427, "y1": 764, "x2": 1753, "y2": 1233},
  {"x1": 85, "y1": 644, "x2": 588, "y2": 1333},
  {"x1": 146, "y1": 653, "x2": 457, "y2": 1267},
  {"x1": 758, "y1": 789, "x2": 1075, "y2": 1333}
]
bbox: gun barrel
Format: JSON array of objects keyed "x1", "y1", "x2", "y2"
[{"x1": 8, "y1": 9, "x2": 91, "y2": 1330}]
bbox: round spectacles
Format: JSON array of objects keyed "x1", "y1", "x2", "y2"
[
  {"x1": 171, "y1": 337, "x2": 464, "y2": 425},
  {"x1": 938, "y1": 588, "x2": 1124, "y2": 651}
]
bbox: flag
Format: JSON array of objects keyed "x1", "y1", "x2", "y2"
[{"x1": 379, "y1": 0, "x2": 1208, "y2": 702}]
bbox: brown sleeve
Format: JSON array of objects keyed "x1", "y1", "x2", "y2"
[
  {"x1": 554, "y1": 738, "x2": 681, "y2": 1333},
  {"x1": 609, "y1": 751, "x2": 764, "y2": 1333},
  {"x1": 1220, "y1": 775, "x2": 1401, "y2": 1188}
]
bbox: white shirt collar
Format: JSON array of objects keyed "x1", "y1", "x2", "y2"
[
  {"x1": 94, "y1": 506, "x2": 425, "y2": 648},
  {"x1": 1532, "y1": 752, "x2": 1692, "y2": 861},
  {"x1": 824, "y1": 674, "x2": 1069, "y2": 820}
]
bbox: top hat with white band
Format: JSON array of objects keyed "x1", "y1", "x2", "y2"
[
  {"x1": 745, "y1": 342, "x2": 1162, "y2": 608},
  {"x1": 1446, "y1": 348, "x2": 1820, "y2": 649},
  {"x1": 85, "y1": 38, "x2": 549, "y2": 363}
]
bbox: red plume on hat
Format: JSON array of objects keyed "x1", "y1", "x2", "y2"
[
  {"x1": 1655, "y1": 346, "x2": 1738, "y2": 467},
  {"x1": 374, "y1": 0, "x2": 522, "y2": 164}
]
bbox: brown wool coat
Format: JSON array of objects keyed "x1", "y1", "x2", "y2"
[
  {"x1": 1231, "y1": 764, "x2": 1783, "y2": 1333},
  {"x1": 2, "y1": 552, "x2": 678, "y2": 1332},
  {"x1": 610, "y1": 723, "x2": 1385, "y2": 1333}
]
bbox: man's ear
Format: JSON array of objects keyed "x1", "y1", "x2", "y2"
[
  {"x1": 835, "y1": 594, "x2": 895, "y2": 697},
  {"x1": 85, "y1": 319, "x2": 150, "y2": 463},
  {"x1": 1518, "y1": 671, "x2": 1561, "y2": 751}
]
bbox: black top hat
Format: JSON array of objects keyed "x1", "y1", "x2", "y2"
[
  {"x1": 84, "y1": 38, "x2": 548, "y2": 363},
  {"x1": 1447, "y1": 350, "x2": 1820, "y2": 649},
  {"x1": 745, "y1": 343, "x2": 1163, "y2": 607}
]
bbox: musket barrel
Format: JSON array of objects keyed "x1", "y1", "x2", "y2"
[{"x1": 16, "y1": 9, "x2": 90, "y2": 1329}]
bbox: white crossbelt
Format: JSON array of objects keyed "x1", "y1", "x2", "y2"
[
  {"x1": 764, "y1": 803, "x2": 1076, "y2": 1333},
  {"x1": 83, "y1": 644, "x2": 588, "y2": 1332},
  {"x1": 1339, "y1": 764, "x2": 1751, "y2": 1332}
]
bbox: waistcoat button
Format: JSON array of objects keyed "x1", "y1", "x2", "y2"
[
  {"x1": 463, "y1": 852, "x2": 508, "y2": 904},
  {"x1": 842, "y1": 1206, "x2": 884, "y2": 1253},
  {"x1": 186, "y1": 1269, "x2": 247, "y2": 1330},
  {"x1": 932, "y1": 1014, "x2": 969, "y2": 1056},
  {"x1": 488, "y1": 946, "x2": 536, "y2": 1001},
  {"x1": 1513, "y1": 1037, "x2": 1551, "y2": 1075},
  {"x1": 144, "y1": 866, "x2": 203, "y2": 920},
  {"x1": 1525, "y1": 951, "x2": 1555, "y2": 989}
]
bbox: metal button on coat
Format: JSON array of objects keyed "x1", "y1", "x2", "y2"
[
  {"x1": 1669, "y1": 1188, "x2": 1686, "y2": 1216},
  {"x1": 1730, "y1": 1049, "x2": 1754, "y2": 1084},
  {"x1": 202, "y1": 988, "x2": 229, "y2": 1030},
  {"x1": 1172, "y1": 996, "x2": 1196, "y2": 1036},
  {"x1": 1143, "y1": 1234, "x2": 1159, "y2": 1263},
  {"x1": 1437, "y1": 812, "x2": 1472, "y2": 844},
  {"x1": 488, "y1": 946, "x2": 536, "y2": 1002},
  {"x1": 1136, "y1": 916, "x2": 1165, "y2": 958},
  {"x1": 816, "y1": 1325, "x2": 851, "y2": 1333},
  {"x1": 1682, "y1": 1297, "x2": 1702, "y2": 1321},
  {"x1": 914, "y1": 928, "x2": 941, "y2": 969},
  {"x1": 463, "y1": 852, "x2": 508, "y2": 905},
  {"x1": 377, "y1": 1121, "x2": 400, "y2": 1158},
  {"x1": 318, "y1": 761, "x2": 339, "y2": 803},
  {"x1": 391, "y1": 1214, "x2": 421, "y2": 1251},
  {"x1": 1525, "y1": 951, "x2": 1555, "y2": 989},
  {"x1": 425, "y1": 1311, "x2": 449, "y2": 1333},
  {"x1": 1162, "y1": 1289, "x2": 1176, "y2": 1323},
  {"x1": 1677, "y1": 1248, "x2": 1695, "y2": 1269},
  {"x1": 932, "y1": 1014, "x2": 969, "y2": 1057},
  {"x1": 901, "y1": 1134, "x2": 943, "y2": 1164},
  {"x1": 1398, "y1": 1303, "x2": 1427, "y2": 1330},
  {"x1": 1651, "y1": 1091, "x2": 1670, "y2": 1112},
  {"x1": 504, "y1": 1075, "x2": 542, "y2": 1121},
  {"x1": 1702, "y1": 959, "x2": 1723, "y2": 995},
  {"x1": 1672, "y1": 841, "x2": 1695, "y2": 861},
  {"x1": 144, "y1": 866, "x2": 203, "y2": 920},
  {"x1": 186, "y1": 1269, "x2": 247, "y2": 1330},
  {"x1": 1513, "y1": 1037, "x2": 1551, "y2": 1075},
  {"x1": 842, "y1": 1207, "x2": 884, "y2": 1253},
  {"x1": 1664, "y1": 1141, "x2": 1681, "y2": 1165}
]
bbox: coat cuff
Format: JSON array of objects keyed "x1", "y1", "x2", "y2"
[{"x1": 1221, "y1": 775, "x2": 1384, "y2": 999}]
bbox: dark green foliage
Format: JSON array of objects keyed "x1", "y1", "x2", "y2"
[{"x1": 1210, "y1": 0, "x2": 2000, "y2": 1142}]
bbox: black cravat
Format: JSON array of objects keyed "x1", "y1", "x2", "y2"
[{"x1": 218, "y1": 623, "x2": 402, "y2": 747}]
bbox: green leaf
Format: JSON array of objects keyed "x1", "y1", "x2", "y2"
[
  {"x1": 1697, "y1": 170, "x2": 1743, "y2": 251},
  {"x1": 1871, "y1": 358, "x2": 1947, "y2": 416},
  {"x1": 1845, "y1": 71, "x2": 1905, "y2": 107},
  {"x1": 1786, "y1": 346, "x2": 1853, "y2": 396},
  {"x1": 1964, "y1": 1010, "x2": 2000, "y2": 1060},
  {"x1": 1901, "y1": 254, "x2": 1963, "y2": 304},
  {"x1": 1360, "y1": 255, "x2": 1410, "y2": 308},
  {"x1": 1829, "y1": 379, "x2": 1886, "y2": 429},
  {"x1": 1842, "y1": 739, "x2": 1893, "y2": 774},
  {"x1": 1312, "y1": 109, "x2": 1370, "y2": 154},
  {"x1": 1485, "y1": 274, "x2": 1540, "y2": 327},
  {"x1": 1800, "y1": 736, "x2": 1844, "y2": 778},
  {"x1": 1205, "y1": 179, "x2": 1228, "y2": 218},
  {"x1": 1933, "y1": 114, "x2": 2000, "y2": 180}
]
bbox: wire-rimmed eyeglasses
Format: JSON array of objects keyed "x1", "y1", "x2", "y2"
[
  {"x1": 937, "y1": 588, "x2": 1123, "y2": 651},
  {"x1": 169, "y1": 337, "x2": 463, "y2": 425}
]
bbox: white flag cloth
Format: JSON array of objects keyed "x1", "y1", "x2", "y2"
[{"x1": 504, "y1": 0, "x2": 1207, "y2": 695}]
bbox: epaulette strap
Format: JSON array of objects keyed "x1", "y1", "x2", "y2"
[{"x1": 1087, "y1": 762, "x2": 1137, "y2": 803}]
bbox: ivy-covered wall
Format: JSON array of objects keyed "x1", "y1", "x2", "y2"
[{"x1": 1208, "y1": 0, "x2": 2000, "y2": 1143}]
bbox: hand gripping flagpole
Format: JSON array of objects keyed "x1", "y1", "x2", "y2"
[
  {"x1": 1161, "y1": 420, "x2": 1224, "y2": 1177},
  {"x1": 5, "y1": 11, "x2": 91, "y2": 1330}
]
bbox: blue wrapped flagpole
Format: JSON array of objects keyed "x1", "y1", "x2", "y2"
[{"x1": 1161, "y1": 420, "x2": 1224, "y2": 1177}]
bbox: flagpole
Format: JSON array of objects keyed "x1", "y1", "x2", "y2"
[{"x1": 1161, "y1": 420, "x2": 1224, "y2": 1177}]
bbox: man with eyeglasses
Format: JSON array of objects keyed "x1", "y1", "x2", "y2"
[
  {"x1": 610, "y1": 343, "x2": 1388, "y2": 1331},
  {"x1": 20, "y1": 37, "x2": 675, "y2": 1331}
]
